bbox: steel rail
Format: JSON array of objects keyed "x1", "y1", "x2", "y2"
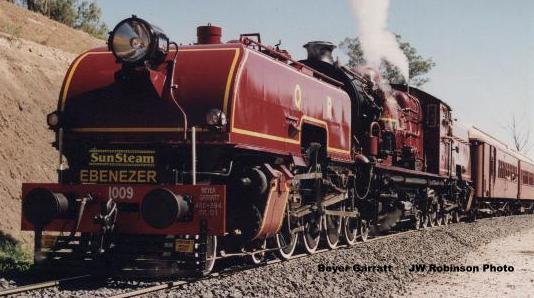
[
  {"x1": 0, "y1": 274, "x2": 91, "y2": 297},
  {"x1": 107, "y1": 226, "x2": 438, "y2": 298}
]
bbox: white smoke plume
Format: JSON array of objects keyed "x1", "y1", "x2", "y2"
[{"x1": 348, "y1": 0, "x2": 410, "y2": 82}]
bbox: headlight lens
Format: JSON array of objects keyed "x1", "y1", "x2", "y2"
[
  {"x1": 109, "y1": 16, "x2": 169, "y2": 65},
  {"x1": 111, "y1": 19, "x2": 150, "y2": 63},
  {"x1": 206, "y1": 109, "x2": 227, "y2": 126}
]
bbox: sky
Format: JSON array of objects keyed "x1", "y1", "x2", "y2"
[{"x1": 96, "y1": 0, "x2": 534, "y2": 157}]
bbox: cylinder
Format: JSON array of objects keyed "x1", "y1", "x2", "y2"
[{"x1": 197, "y1": 24, "x2": 222, "y2": 44}]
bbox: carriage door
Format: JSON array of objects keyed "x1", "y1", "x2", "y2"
[
  {"x1": 489, "y1": 145, "x2": 496, "y2": 197},
  {"x1": 518, "y1": 161, "x2": 522, "y2": 199}
]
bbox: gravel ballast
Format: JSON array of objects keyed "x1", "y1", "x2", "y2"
[{"x1": 4, "y1": 215, "x2": 534, "y2": 297}]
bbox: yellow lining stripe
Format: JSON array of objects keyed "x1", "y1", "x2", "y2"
[
  {"x1": 232, "y1": 128, "x2": 300, "y2": 144},
  {"x1": 232, "y1": 115, "x2": 351, "y2": 154},
  {"x1": 230, "y1": 49, "x2": 249, "y2": 129},
  {"x1": 88, "y1": 149, "x2": 154, "y2": 153},
  {"x1": 58, "y1": 49, "x2": 239, "y2": 113},
  {"x1": 223, "y1": 48, "x2": 241, "y2": 115},
  {"x1": 60, "y1": 47, "x2": 350, "y2": 155},
  {"x1": 71, "y1": 127, "x2": 208, "y2": 133},
  {"x1": 228, "y1": 48, "x2": 351, "y2": 156},
  {"x1": 59, "y1": 52, "x2": 109, "y2": 111}
]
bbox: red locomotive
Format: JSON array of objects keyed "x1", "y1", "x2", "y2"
[{"x1": 20, "y1": 16, "x2": 534, "y2": 277}]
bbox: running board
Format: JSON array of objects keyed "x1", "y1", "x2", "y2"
[{"x1": 293, "y1": 172, "x2": 322, "y2": 180}]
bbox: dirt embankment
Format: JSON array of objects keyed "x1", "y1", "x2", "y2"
[
  {"x1": 0, "y1": 1, "x2": 102, "y2": 54},
  {"x1": 0, "y1": 1, "x2": 103, "y2": 246}
]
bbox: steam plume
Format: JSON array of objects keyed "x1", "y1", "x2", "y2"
[{"x1": 348, "y1": 0, "x2": 409, "y2": 82}]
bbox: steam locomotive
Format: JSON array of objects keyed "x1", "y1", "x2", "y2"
[{"x1": 20, "y1": 16, "x2": 534, "y2": 277}]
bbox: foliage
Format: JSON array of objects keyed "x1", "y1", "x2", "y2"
[
  {"x1": 1, "y1": 22, "x2": 22, "y2": 40},
  {"x1": 10, "y1": 0, "x2": 108, "y2": 39},
  {"x1": 339, "y1": 34, "x2": 436, "y2": 87},
  {"x1": 0, "y1": 232, "x2": 31, "y2": 273}
]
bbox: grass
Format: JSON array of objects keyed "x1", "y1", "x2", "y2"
[
  {"x1": 0, "y1": 232, "x2": 32, "y2": 274},
  {"x1": 0, "y1": 22, "x2": 22, "y2": 40}
]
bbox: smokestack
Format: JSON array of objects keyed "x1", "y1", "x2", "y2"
[{"x1": 303, "y1": 41, "x2": 336, "y2": 64}]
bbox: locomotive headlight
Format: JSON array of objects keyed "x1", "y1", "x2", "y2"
[
  {"x1": 108, "y1": 15, "x2": 169, "y2": 65},
  {"x1": 206, "y1": 109, "x2": 227, "y2": 126}
]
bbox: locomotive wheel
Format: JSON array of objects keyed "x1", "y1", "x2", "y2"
[
  {"x1": 427, "y1": 211, "x2": 436, "y2": 227},
  {"x1": 413, "y1": 212, "x2": 422, "y2": 230},
  {"x1": 324, "y1": 209, "x2": 342, "y2": 249},
  {"x1": 302, "y1": 215, "x2": 322, "y2": 254},
  {"x1": 452, "y1": 211, "x2": 460, "y2": 223},
  {"x1": 435, "y1": 213, "x2": 443, "y2": 226},
  {"x1": 421, "y1": 214, "x2": 428, "y2": 228},
  {"x1": 360, "y1": 220, "x2": 370, "y2": 242},
  {"x1": 275, "y1": 224, "x2": 297, "y2": 260},
  {"x1": 201, "y1": 235, "x2": 217, "y2": 276},
  {"x1": 342, "y1": 216, "x2": 359, "y2": 246},
  {"x1": 442, "y1": 213, "x2": 450, "y2": 226},
  {"x1": 468, "y1": 209, "x2": 478, "y2": 222},
  {"x1": 249, "y1": 239, "x2": 267, "y2": 265}
]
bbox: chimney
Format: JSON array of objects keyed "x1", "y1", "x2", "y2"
[
  {"x1": 197, "y1": 24, "x2": 222, "y2": 44},
  {"x1": 303, "y1": 41, "x2": 336, "y2": 64}
]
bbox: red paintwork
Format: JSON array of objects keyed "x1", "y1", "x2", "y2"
[
  {"x1": 470, "y1": 127, "x2": 534, "y2": 200},
  {"x1": 229, "y1": 49, "x2": 352, "y2": 161},
  {"x1": 61, "y1": 45, "x2": 241, "y2": 141},
  {"x1": 405, "y1": 86, "x2": 471, "y2": 181},
  {"x1": 450, "y1": 123, "x2": 472, "y2": 181},
  {"x1": 197, "y1": 25, "x2": 222, "y2": 44},
  {"x1": 520, "y1": 161, "x2": 534, "y2": 199},
  {"x1": 394, "y1": 91, "x2": 423, "y2": 162},
  {"x1": 21, "y1": 183, "x2": 227, "y2": 235},
  {"x1": 61, "y1": 43, "x2": 351, "y2": 161},
  {"x1": 376, "y1": 90, "x2": 424, "y2": 169}
]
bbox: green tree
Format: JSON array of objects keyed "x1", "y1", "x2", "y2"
[
  {"x1": 49, "y1": 0, "x2": 77, "y2": 26},
  {"x1": 339, "y1": 34, "x2": 436, "y2": 87},
  {"x1": 17, "y1": 0, "x2": 107, "y2": 39},
  {"x1": 74, "y1": 1, "x2": 107, "y2": 38}
]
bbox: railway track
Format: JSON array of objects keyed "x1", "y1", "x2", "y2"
[
  {"x1": 0, "y1": 274, "x2": 91, "y2": 297},
  {"x1": 0, "y1": 223, "x2": 459, "y2": 298},
  {"x1": 108, "y1": 227, "x2": 425, "y2": 298}
]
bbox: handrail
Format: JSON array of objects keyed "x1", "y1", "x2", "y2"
[{"x1": 239, "y1": 37, "x2": 344, "y2": 87}]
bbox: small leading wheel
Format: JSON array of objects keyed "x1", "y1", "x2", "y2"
[
  {"x1": 360, "y1": 220, "x2": 370, "y2": 242},
  {"x1": 249, "y1": 239, "x2": 267, "y2": 265},
  {"x1": 324, "y1": 210, "x2": 342, "y2": 249},
  {"x1": 302, "y1": 215, "x2": 322, "y2": 254},
  {"x1": 342, "y1": 216, "x2": 359, "y2": 246},
  {"x1": 201, "y1": 235, "x2": 217, "y2": 276}
]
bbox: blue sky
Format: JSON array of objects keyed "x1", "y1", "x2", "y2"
[{"x1": 96, "y1": 0, "x2": 534, "y2": 155}]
